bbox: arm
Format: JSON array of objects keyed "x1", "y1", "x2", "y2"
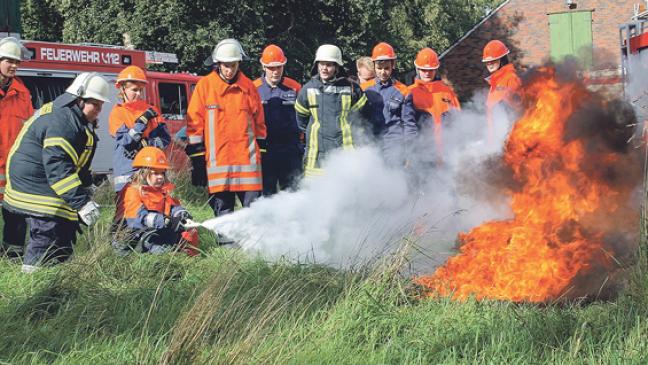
[
  {"x1": 186, "y1": 79, "x2": 206, "y2": 145},
  {"x1": 294, "y1": 87, "x2": 311, "y2": 132},
  {"x1": 401, "y1": 92, "x2": 418, "y2": 140}
]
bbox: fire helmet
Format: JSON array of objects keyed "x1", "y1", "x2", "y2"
[
  {"x1": 212, "y1": 39, "x2": 247, "y2": 63},
  {"x1": 116, "y1": 65, "x2": 148, "y2": 87},
  {"x1": 132, "y1": 146, "x2": 170, "y2": 170},
  {"x1": 0, "y1": 37, "x2": 30, "y2": 61},
  {"x1": 414, "y1": 48, "x2": 440, "y2": 70},
  {"x1": 314, "y1": 44, "x2": 343, "y2": 66},
  {"x1": 260, "y1": 44, "x2": 287, "y2": 67},
  {"x1": 65, "y1": 72, "x2": 111, "y2": 102},
  {"x1": 482, "y1": 40, "x2": 510, "y2": 62},
  {"x1": 371, "y1": 42, "x2": 397, "y2": 61}
]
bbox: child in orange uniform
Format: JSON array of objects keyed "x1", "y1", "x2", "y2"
[{"x1": 112, "y1": 147, "x2": 199, "y2": 255}]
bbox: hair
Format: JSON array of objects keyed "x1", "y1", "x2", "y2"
[
  {"x1": 356, "y1": 56, "x2": 374, "y2": 71},
  {"x1": 130, "y1": 167, "x2": 168, "y2": 189}
]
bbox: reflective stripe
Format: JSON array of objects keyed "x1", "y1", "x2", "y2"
[
  {"x1": 304, "y1": 167, "x2": 324, "y2": 177},
  {"x1": 43, "y1": 137, "x2": 79, "y2": 165},
  {"x1": 77, "y1": 127, "x2": 94, "y2": 170},
  {"x1": 340, "y1": 94, "x2": 354, "y2": 149},
  {"x1": 188, "y1": 136, "x2": 204, "y2": 144},
  {"x1": 246, "y1": 115, "x2": 257, "y2": 165},
  {"x1": 350, "y1": 94, "x2": 368, "y2": 112},
  {"x1": 305, "y1": 89, "x2": 320, "y2": 171},
  {"x1": 145, "y1": 213, "x2": 158, "y2": 228},
  {"x1": 113, "y1": 174, "x2": 132, "y2": 185},
  {"x1": 188, "y1": 152, "x2": 205, "y2": 158},
  {"x1": 4, "y1": 189, "x2": 78, "y2": 221},
  {"x1": 207, "y1": 164, "x2": 260, "y2": 174},
  {"x1": 295, "y1": 100, "x2": 310, "y2": 116},
  {"x1": 51, "y1": 173, "x2": 81, "y2": 195},
  {"x1": 207, "y1": 109, "x2": 217, "y2": 164},
  {"x1": 322, "y1": 85, "x2": 351, "y2": 94},
  {"x1": 209, "y1": 177, "x2": 262, "y2": 187}
]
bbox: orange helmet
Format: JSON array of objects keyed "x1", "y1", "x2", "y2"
[
  {"x1": 132, "y1": 147, "x2": 170, "y2": 170},
  {"x1": 414, "y1": 48, "x2": 440, "y2": 70},
  {"x1": 371, "y1": 42, "x2": 397, "y2": 61},
  {"x1": 115, "y1": 65, "x2": 148, "y2": 87},
  {"x1": 482, "y1": 40, "x2": 509, "y2": 62},
  {"x1": 260, "y1": 44, "x2": 287, "y2": 67}
]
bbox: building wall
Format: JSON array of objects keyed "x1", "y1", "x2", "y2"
[{"x1": 441, "y1": 0, "x2": 635, "y2": 99}]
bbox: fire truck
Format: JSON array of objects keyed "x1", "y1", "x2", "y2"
[
  {"x1": 620, "y1": 4, "x2": 648, "y2": 126},
  {"x1": 9, "y1": 39, "x2": 200, "y2": 178}
]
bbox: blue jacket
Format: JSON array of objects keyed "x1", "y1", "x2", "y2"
[
  {"x1": 361, "y1": 78, "x2": 417, "y2": 145},
  {"x1": 253, "y1": 76, "x2": 302, "y2": 145}
]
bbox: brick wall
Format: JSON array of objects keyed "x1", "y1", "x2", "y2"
[{"x1": 441, "y1": 0, "x2": 635, "y2": 99}]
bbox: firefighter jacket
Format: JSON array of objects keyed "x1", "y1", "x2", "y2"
[
  {"x1": 109, "y1": 100, "x2": 171, "y2": 192},
  {"x1": 485, "y1": 63, "x2": 521, "y2": 141},
  {"x1": 115, "y1": 182, "x2": 183, "y2": 231},
  {"x1": 294, "y1": 75, "x2": 371, "y2": 176},
  {"x1": 405, "y1": 79, "x2": 460, "y2": 155},
  {"x1": 361, "y1": 78, "x2": 417, "y2": 144},
  {"x1": 0, "y1": 77, "x2": 34, "y2": 199},
  {"x1": 187, "y1": 71, "x2": 266, "y2": 193},
  {"x1": 4, "y1": 94, "x2": 97, "y2": 222},
  {"x1": 253, "y1": 76, "x2": 302, "y2": 146}
]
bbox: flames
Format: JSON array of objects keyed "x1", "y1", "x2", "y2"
[{"x1": 416, "y1": 68, "x2": 637, "y2": 302}]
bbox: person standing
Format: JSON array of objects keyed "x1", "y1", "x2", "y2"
[
  {"x1": 294, "y1": 44, "x2": 372, "y2": 177},
  {"x1": 4, "y1": 72, "x2": 109, "y2": 272},
  {"x1": 253, "y1": 44, "x2": 303, "y2": 195},
  {"x1": 355, "y1": 56, "x2": 375, "y2": 84},
  {"x1": 0, "y1": 37, "x2": 33, "y2": 259},
  {"x1": 186, "y1": 39, "x2": 266, "y2": 218}
]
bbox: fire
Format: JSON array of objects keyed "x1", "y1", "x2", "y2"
[{"x1": 416, "y1": 68, "x2": 630, "y2": 302}]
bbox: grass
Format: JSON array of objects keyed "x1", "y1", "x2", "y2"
[{"x1": 1, "y1": 176, "x2": 648, "y2": 364}]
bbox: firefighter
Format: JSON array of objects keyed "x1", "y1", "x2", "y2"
[
  {"x1": 360, "y1": 42, "x2": 417, "y2": 166},
  {"x1": 4, "y1": 72, "x2": 109, "y2": 272},
  {"x1": 0, "y1": 37, "x2": 33, "y2": 259},
  {"x1": 109, "y1": 65, "x2": 171, "y2": 193},
  {"x1": 253, "y1": 44, "x2": 303, "y2": 195},
  {"x1": 295, "y1": 44, "x2": 372, "y2": 176},
  {"x1": 112, "y1": 147, "x2": 199, "y2": 256},
  {"x1": 482, "y1": 40, "x2": 522, "y2": 143},
  {"x1": 186, "y1": 39, "x2": 266, "y2": 219},
  {"x1": 405, "y1": 47, "x2": 460, "y2": 158}
]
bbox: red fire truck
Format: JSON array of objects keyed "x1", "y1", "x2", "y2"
[
  {"x1": 12, "y1": 39, "x2": 200, "y2": 177},
  {"x1": 620, "y1": 6, "x2": 648, "y2": 127}
]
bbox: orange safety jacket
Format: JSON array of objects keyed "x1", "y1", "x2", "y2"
[
  {"x1": 187, "y1": 71, "x2": 266, "y2": 193},
  {"x1": 0, "y1": 77, "x2": 33, "y2": 199},
  {"x1": 115, "y1": 182, "x2": 181, "y2": 228},
  {"x1": 485, "y1": 63, "x2": 521, "y2": 143},
  {"x1": 406, "y1": 79, "x2": 460, "y2": 155},
  {"x1": 109, "y1": 100, "x2": 164, "y2": 138}
]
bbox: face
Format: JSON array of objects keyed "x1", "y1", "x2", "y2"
[
  {"x1": 0, "y1": 58, "x2": 20, "y2": 80},
  {"x1": 357, "y1": 66, "x2": 375, "y2": 83},
  {"x1": 318, "y1": 61, "x2": 337, "y2": 81},
  {"x1": 81, "y1": 99, "x2": 104, "y2": 122},
  {"x1": 146, "y1": 168, "x2": 166, "y2": 188},
  {"x1": 374, "y1": 61, "x2": 393, "y2": 83},
  {"x1": 418, "y1": 68, "x2": 437, "y2": 83},
  {"x1": 264, "y1": 65, "x2": 284, "y2": 86},
  {"x1": 120, "y1": 81, "x2": 146, "y2": 102},
  {"x1": 485, "y1": 59, "x2": 501, "y2": 74},
  {"x1": 219, "y1": 62, "x2": 240, "y2": 81}
]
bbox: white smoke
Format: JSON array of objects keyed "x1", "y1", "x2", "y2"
[{"x1": 201, "y1": 92, "x2": 515, "y2": 271}]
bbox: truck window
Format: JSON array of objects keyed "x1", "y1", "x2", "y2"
[
  {"x1": 20, "y1": 76, "x2": 73, "y2": 109},
  {"x1": 158, "y1": 82, "x2": 188, "y2": 120}
]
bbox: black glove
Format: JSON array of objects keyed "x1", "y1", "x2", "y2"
[
  {"x1": 257, "y1": 139, "x2": 267, "y2": 153},
  {"x1": 137, "y1": 108, "x2": 158, "y2": 125},
  {"x1": 185, "y1": 143, "x2": 207, "y2": 187},
  {"x1": 167, "y1": 215, "x2": 185, "y2": 232}
]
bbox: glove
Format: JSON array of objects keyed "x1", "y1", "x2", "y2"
[
  {"x1": 167, "y1": 210, "x2": 192, "y2": 232},
  {"x1": 78, "y1": 201, "x2": 100, "y2": 226},
  {"x1": 257, "y1": 139, "x2": 267, "y2": 153},
  {"x1": 137, "y1": 108, "x2": 158, "y2": 125},
  {"x1": 186, "y1": 144, "x2": 207, "y2": 187},
  {"x1": 173, "y1": 208, "x2": 193, "y2": 221}
]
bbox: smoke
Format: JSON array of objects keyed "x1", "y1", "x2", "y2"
[{"x1": 200, "y1": 93, "x2": 515, "y2": 270}]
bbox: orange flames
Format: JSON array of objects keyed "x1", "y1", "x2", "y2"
[{"x1": 416, "y1": 68, "x2": 631, "y2": 302}]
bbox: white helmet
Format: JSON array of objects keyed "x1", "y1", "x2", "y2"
[
  {"x1": 0, "y1": 37, "x2": 31, "y2": 61},
  {"x1": 65, "y1": 72, "x2": 111, "y2": 102},
  {"x1": 212, "y1": 39, "x2": 247, "y2": 63},
  {"x1": 314, "y1": 44, "x2": 343, "y2": 66}
]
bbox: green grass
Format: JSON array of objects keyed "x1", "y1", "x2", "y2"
[{"x1": 1, "y1": 179, "x2": 647, "y2": 364}]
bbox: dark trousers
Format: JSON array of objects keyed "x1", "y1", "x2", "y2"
[
  {"x1": 208, "y1": 191, "x2": 260, "y2": 217},
  {"x1": 24, "y1": 216, "x2": 78, "y2": 266},
  {"x1": 261, "y1": 144, "x2": 303, "y2": 196},
  {"x1": 2, "y1": 206, "x2": 27, "y2": 250}
]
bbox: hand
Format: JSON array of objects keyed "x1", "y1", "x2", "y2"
[
  {"x1": 78, "y1": 201, "x2": 100, "y2": 226},
  {"x1": 257, "y1": 139, "x2": 267, "y2": 153},
  {"x1": 137, "y1": 108, "x2": 158, "y2": 125},
  {"x1": 167, "y1": 215, "x2": 185, "y2": 232},
  {"x1": 173, "y1": 209, "x2": 192, "y2": 221}
]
